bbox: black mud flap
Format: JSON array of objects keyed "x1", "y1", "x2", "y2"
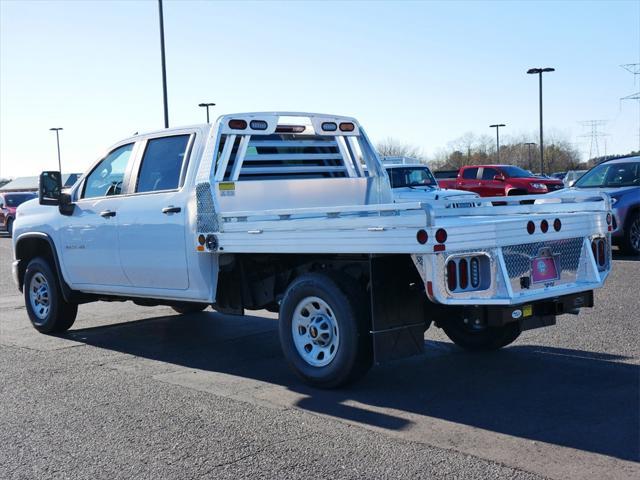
[{"x1": 369, "y1": 255, "x2": 429, "y2": 364}]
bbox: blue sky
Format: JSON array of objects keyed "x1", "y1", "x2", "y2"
[{"x1": 1, "y1": 0, "x2": 638, "y2": 177}]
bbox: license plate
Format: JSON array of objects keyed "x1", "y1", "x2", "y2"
[{"x1": 531, "y1": 255, "x2": 560, "y2": 283}]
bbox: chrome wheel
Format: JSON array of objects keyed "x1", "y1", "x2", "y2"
[
  {"x1": 630, "y1": 216, "x2": 640, "y2": 252},
  {"x1": 291, "y1": 296, "x2": 339, "y2": 367},
  {"x1": 29, "y1": 272, "x2": 50, "y2": 323}
]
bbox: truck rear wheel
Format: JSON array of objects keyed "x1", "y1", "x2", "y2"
[
  {"x1": 279, "y1": 273, "x2": 372, "y2": 388},
  {"x1": 441, "y1": 317, "x2": 520, "y2": 351},
  {"x1": 24, "y1": 257, "x2": 78, "y2": 334}
]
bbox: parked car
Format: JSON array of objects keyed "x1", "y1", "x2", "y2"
[
  {"x1": 564, "y1": 169, "x2": 587, "y2": 187},
  {"x1": 571, "y1": 157, "x2": 639, "y2": 255},
  {"x1": 437, "y1": 165, "x2": 564, "y2": 196},
  {"x1": 382, "y1": 161, "x2": 480, "y2": 207},
  {"x1": 12, "y1": 112, "x2": 611, "y2": 388},
  {"x1": 0, "y1": 191, "x2": 37, "y2": 236}
]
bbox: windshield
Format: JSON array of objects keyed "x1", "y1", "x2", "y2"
[
  {"x1": 3, "y1": 193, "x2": 37, "y2": 207},
  {"x1": 387, "y1": 166, "x2": 437, "y2": 188},
  {"x1": 574, "y1": 162, "x2": 640, "y2": 188},
  {"x1": 500, "y1": 166, "x2": 535, "y2": 178}
]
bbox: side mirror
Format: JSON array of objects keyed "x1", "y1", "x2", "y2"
[
  {"x1": 493, "y1": 174, "x2": 505, "y2": 181},
  {"x1": 39, "y1": 171, "x2": 62, "y2": 205}
]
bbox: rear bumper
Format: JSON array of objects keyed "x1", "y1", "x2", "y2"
[{"x1": 431, "y1": 290, "x2": 594, "y2": 333}]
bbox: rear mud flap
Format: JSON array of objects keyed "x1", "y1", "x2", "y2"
[{"x1": 369, "y1": 255, "x2": 429, "y2": 363}]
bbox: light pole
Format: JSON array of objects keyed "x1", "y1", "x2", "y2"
[
  {"x1": 489, "y1": 124, "x2": 506, "y2": 162},
  {"x1": 158, "y1": 0, "x2": 169, "y2": 128},
  {"x1": 198, "y1": 102, "x2": 216, "y2": 123},
  {"x1": 49, "y1": 128, "x2": 63, "y2": 172},
  {"x1": 525, "y1": 142, "x2": 536, "y2": 171},
  {"x1": 527, "y1": 67, "x2": 555, "y2": 174}
]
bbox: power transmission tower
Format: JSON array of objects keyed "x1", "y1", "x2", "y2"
[
  {"x1": 578, "y1": 120, "x2": 608, "y2": 161},
  {"x1": 620, "y1": 63, "x2": 640, "y2": 151}
]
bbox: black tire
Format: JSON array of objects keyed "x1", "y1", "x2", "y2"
[
  {"x1": 279, "y1": 273, "x2": 372, "y2": 389},
  {"x1": 620, "y1": 211, "x2": 640, "y2": 256},
  {"x1": 441, "y1": 317, "x2": 521, "y2": 351},
  {"x1": 24, "y1": 257, "x2": 78, "y2": 334},
  {"x1": 171, "y1": 302, "x2": 209, "y2": 314},
  {"x1": 7, "y1": 218, "x2": 13, "y2": 237}
]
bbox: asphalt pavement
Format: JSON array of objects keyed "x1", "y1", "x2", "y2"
[{"x1": 0, "y1": 234, "x2": 638, "y2": 479}]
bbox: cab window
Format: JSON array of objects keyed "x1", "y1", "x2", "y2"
[
  {"x1": 135, "y1": 135, "x2": 191, "y2": 193},
  {"x1": 482, "y1": 168, "x2": 499, "y2": 180},
  {"x1": 462, "y1": 167, "x2": 479, "y2": 179},
  {"x1": 82, "y1": 143, "x2": 134, "y2": 199}
]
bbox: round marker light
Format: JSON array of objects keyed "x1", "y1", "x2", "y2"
[
  {"x1": 416, "y1": 229, "x2": 428, "y2": 244},
  {"x1": 198, "y1": 234, "x2": 206, "y2": 245},
  {"x1": 540, "y1": 219, "x2": 549, "y2": 233},
  {"x1": 553, "y1": 218, "x2": 561, "y2": 231},
  {"x1": 228, "y1": 119, "x2": 247, "y2": 130},
  {"x1": 606, "y1": 213, "x2": 612, "y2": 225},
  {"x1": 435, "y1": 228, "x2": 447, "y2": 243},
  {"x1": 527, "y1": 221, "x2": 535, "y2": 235}
]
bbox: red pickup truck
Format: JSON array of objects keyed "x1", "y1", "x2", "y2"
[{"x1": 437, "y1": 165, "x2": 564, "y2": 196}]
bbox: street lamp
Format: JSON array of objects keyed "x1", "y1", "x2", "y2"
[
  {"x1": 525, "y1": 142, "x2": 536, "y2": 171},
  {"x1": 527, "y1": 67, "x2": 555, "y2": 174},
  {"x1": 49, "y1": 128, "x2": 63, "y2": 172},
  {"x1": 198, "y1": 102, "x2": 216, "y2": 123},
  {"x1": 489, "y1": 124, "x2": 506, "y2": 162},
  {"x1": 158, "y1": 0, "x2": 169, "y2": 128}
]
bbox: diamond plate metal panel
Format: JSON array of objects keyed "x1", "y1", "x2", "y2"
[
  {"x1": 196, "y1": 182, "x2": 219, "y2": 232},
  {"x1": 502, "y1": 237, "x2": 584, "y2": 292}
]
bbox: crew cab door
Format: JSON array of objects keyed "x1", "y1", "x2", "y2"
[
  {"x1": 479, "y1": 167, "x2": 504, "y2": 196},
  {"x1": 116, "y1": 133, "x2": 193, "y2": 290},
  {"x1": 61, "y1": 143, "x2": 135, "y2": 286},
  {"x1": 458, "y1": 167, "x2": 481, "y2": 193}
]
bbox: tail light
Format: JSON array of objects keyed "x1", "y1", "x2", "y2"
[
  {"x1": 540, "y1": 220, "x2": 549, "y2": 233},
  {"x1": 445, "y1": 254, "x2": 490, "y2": 293},
  {"x1": 228, "y1": 119, "x2": 247, "y2": 130},
  {"x1": 591, "y1": 237, "x2": 608, "y2": 271},
  {"x1": 447, "y1": 260, "x2": 457, "y2": 291}
]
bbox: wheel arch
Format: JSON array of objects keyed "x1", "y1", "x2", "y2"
[{"x1": 14, "y1": 232, "x2": 71, "y2": 300}]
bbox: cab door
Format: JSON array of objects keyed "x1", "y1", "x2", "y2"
[
  {"x1": 116, "y1": 133, "x2": 193, "y2": 290},
  {"x1": 61, "y1": 143, "x2": 135, "y2": 286},
  {"x1": 479, "y1": 167, "x2": 504, "y2": 196}
]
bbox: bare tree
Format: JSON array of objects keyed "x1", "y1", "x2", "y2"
[{"x1": 376, "y1": 137, "x2": 424, "y2": 161}]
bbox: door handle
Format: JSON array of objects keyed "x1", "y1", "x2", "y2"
[
  {"x1": 162, "y1": 206, "x2": 181, "y2": 214},
  {"x1": 100, "y1": 210, "x2": 116, "y2": 218}
]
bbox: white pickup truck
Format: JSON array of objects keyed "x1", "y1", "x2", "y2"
[{"x1": 13, "y1": 112, "x2": 612, "y2": 388}]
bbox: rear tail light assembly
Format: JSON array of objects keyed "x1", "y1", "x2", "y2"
[
  {"x1": 591, "y1": 237, "x2": 609, "y2": 271},
  {"x1": 445, "y1": 254, "x2": 490, "y2": 293}
]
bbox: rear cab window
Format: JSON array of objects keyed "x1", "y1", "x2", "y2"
[{"x1": 136, "y1": 135, "x2": 192, "y2": 193}]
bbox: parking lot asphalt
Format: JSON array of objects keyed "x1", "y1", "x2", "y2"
[{"x1": 0, "y1": 234, "x2": 638, "y2": 480}]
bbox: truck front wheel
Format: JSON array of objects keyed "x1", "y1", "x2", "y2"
[
  {"x1": 279, "y1": 273, "x2": 372, "y2": 388},
  {"x1": 24, "y1": 257, "x2": 78, "y2": 334},
  {"x1": 441, "y1": 317, "x2": 520, "y2": 351}
]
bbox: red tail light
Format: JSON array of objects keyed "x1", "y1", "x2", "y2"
[
  {"x1": 435, "y1": 229, "x2": 448, "y2": 243},
  {"x1": 527, "y1": 221, "x2": 535, "y2": 234},
  {"x1": 447, "y1": 260, "x2": 457, "y2": 291},
  {"x1": 597, "y1": 240, "x2": 605, "y2": 266},
  {"x1": 228, "y1": 119, "x2": 247, "y2": 130},
  {"x1": 416, "y1": 229, "x2": 428, "y2": 244},
  {"x1": 553, "y1": 218, "x2": 561, "y2": 231},
  {"x1": 540, "y1": 219, "x2": 549, "y2": 233},
  {"x1": 458, "y1": 258, "x2": 468, "y2": 289}
]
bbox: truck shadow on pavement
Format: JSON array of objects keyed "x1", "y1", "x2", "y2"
[{"x1": 66, "y1": 310, "x2": 639, "y2": 463}]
